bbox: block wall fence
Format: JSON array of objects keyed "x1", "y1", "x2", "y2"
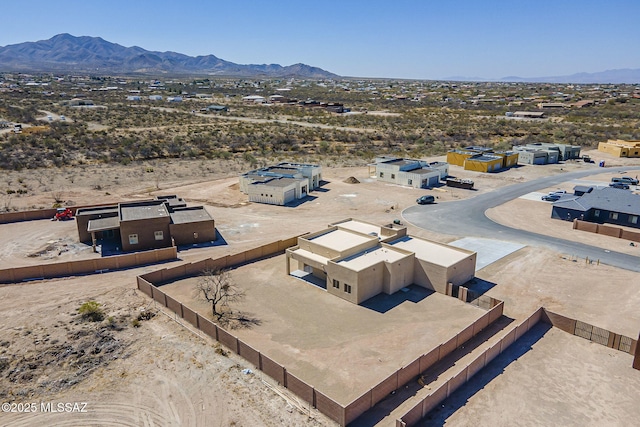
[
  {"x1": 136, "y1": 237, "x2": 507, "y2": 426},
  {"x1": 396, "y1": 307, "x2": 639, "y2": 427},
  {"x1": 573, "y1": 219, "x2": 640, "y2": 242}
]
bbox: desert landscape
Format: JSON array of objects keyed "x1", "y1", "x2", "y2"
[
  {"x1": 2, "y1": 24, "x2": 640, "y2": 424},
  {"x1": 1, "y1": 145, "x2": 639, "y2": 426}
]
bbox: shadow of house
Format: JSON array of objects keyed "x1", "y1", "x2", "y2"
[
  {"x1": 418, "y1": 322, "x2": 551, "y2": 426},
  {"x1": 360, "y1": 284, "x2": 432, "y2": 314}
]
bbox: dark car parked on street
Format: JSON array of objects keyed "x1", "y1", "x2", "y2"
[{"x1": 416, "y1": 195, "x2": 435, "y2": 205}]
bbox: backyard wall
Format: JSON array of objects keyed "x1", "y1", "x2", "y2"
[
  {"x1": 137, "y1": 241, "x2": 505, "y2": 427},
  {"x1": 0, "y1": 202, "x2": 120, "y2": 224},
  {"x1": 0, "y1": 246, "x2": 177, "y2": 283},
  {"x1": 573, "y1": 219, "x2": 640, "y2": 242},
  {"x1": 396, "y1": 307, "x2": 544, "y2": 427}
]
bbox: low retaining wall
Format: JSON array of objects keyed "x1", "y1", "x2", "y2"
[
  {"x1": 397, "y1": 307, "x2": 544, "y2": 427},
  {"x1": 573, "y1": 219, "x2": 640, "y2": 243},
  {"x1": 0, "y1": 246, "x2": 177, "y2": 283}
]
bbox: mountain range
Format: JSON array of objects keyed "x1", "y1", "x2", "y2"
[
  {"x1": 443, "y1": 68, "x2": 640, "y2": 84},
  {"x1": 0, "y1": 34, "x2": 338, "y2": 78},
  {"x1": 1, "y1": 34, "x2": 637, "y2": 83}
]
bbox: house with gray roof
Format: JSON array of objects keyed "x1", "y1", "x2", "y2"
[
  {"x1": 239, "y1": 162, "x2": 322, "y2": 206},
  {"x1": 76, "y1": 195, "x2": 216, "y2": 252},
  {"x1": 551, "y1": 187, "x2": 640, "y2": 228}
]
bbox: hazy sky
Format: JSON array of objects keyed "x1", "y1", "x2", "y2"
[{"x1": 1, "y1": 0, "x2": 638, "y2": 79}]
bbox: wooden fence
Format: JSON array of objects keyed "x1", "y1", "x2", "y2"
[{"x1": 540, "y1": 309, "x2": 638, "y2": 355}]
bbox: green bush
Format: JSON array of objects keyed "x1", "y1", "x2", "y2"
[{"x1": 78, "y1": 301, "x2": 104, "y2": 322}]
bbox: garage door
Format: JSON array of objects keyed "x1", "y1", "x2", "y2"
[
  {"x1": 428, "y1": 176, "x2": 439, "y2": 187},
  {"x1": 283, "y1": 189, "x2": 296, "y2": 204}
]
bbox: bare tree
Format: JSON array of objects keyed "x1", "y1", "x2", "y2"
[{"x1": 196, "y1": 269, "x2": 245, "y2": 320}]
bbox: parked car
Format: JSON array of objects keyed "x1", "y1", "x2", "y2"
[
  {"x1": 416, "y1": 195, "x2": 435, "y2": 205},
  {"x1": 609, "y1": 182, "x2": 630, "y2": 190},
  {"x1": 548, "y1": 190, "x2": 567, "y2": 196},
  {"x1": 611, "y1": 176, "x2": 639, "y2": 185},
  {"x1": 542, "y1": 194, "x2": 561, "y2": 202}
]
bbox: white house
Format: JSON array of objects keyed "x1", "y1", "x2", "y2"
[
  {"x1": 242, "y1": 95, "x2": 266, "y2": 104},
  {"x1": 239, "y1": 162, "x2": 322, "y2": 206},
  {"x1": 374, "y1": 157, "x2": 448, "y2": 189}
]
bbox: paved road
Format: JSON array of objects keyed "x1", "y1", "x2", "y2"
[{"x1": 403, "y1": 166, "x2": 640, "y2": 272}]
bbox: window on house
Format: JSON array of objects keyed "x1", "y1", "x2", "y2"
[
  {"x1": 629, "y1": 216, "x2": 638, "y2": 224},
  {"x1": 408, "y1": 179, "x2": 413, "y2": 185},
  {"x1": 391, "y1": 174, "x2": 395, "y2": 179},
  {"x1": 344, "y1": 284, "x2": 352, "y2": 294},
  {"x1": 379, "y1": 172, "x2": 384, "y2": 178},
  {"x1": 128, "y1": 234, "x2": 138, "y2": 245},
  {"x1": 594, "y1": 210, "x2": 600, "y2": 217},
  {"x1": 154, "y1": 231, "x2": 164, "y2": 240},
  {"x1": 333, "y1": 279, "x2": 340, "y2": 289},
  {"x1": 609, "y1": 212, "x2": 618, "y2": 220}
]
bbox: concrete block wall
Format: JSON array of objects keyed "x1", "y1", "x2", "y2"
[
  {"x1": 574, "y1": 219, "x2": 640, "y2": 242},
  {"x1": 0, "y1": 246, "x2": 177, "y2": 284},
  {"x1": 135, "y1": 235, "x2": 511, "y2": 427},
  {"x1": 398, "y1": 307, "x2": 544, "y2": 426},
  {"x1": 541, "y1": 308, "x2": 638, "y2": 355}
]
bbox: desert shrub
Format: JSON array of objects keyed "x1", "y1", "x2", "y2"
[{"x1": 78, "y1": 301, "x2": 105, "y2": 322}]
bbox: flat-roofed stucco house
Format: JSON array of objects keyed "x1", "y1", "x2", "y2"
[
  {"x1": 239, "y1": 162, "x2": 322, "y2": 205},
  {"x1": 373, "y1": 157, "x2": 448, "y2": 188},
  {"x1": 598, "y1": 139, "x2": 640, "y2": 158},
  {"x1": 286, "y1": 219, "x2": 477, "y2": 304},
  {"x1": 76, "y1": 195, "x2": 216, "y2": 252}
]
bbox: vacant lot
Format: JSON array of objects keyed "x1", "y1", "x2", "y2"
[{"x1": 424, "y1": 325, "x2": 640, "y2": 427}]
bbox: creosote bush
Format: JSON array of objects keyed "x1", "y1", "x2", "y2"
[{"x1": 78, "y1": 300, "x2": 105, "y2": 322}]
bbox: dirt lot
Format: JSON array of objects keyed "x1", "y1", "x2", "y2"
[
  {"x1": 423, "y1": 324, "x2": 640, "y2": 427},
  {"x1": 0, "y1": 269, "x2": 331, "y2": 427},
  {"x1": 160, "y1": 254, "x2": 487, "y2": 405},
  {"x1": 1, "y1": 149, "x2": 640, "y2": 426}
]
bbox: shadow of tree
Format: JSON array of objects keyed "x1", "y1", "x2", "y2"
[{"x1": 220, "y1": 311, "x2": 262, "y2": 330}]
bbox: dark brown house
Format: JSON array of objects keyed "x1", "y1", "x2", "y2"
[{"x1": 76, "y1": 196, "x2": 216, "y2": 252}]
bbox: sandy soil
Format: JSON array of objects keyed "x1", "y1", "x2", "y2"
[
  {"x1": 423, "y1": 325, "x2": 640, "y2": 427},
  {"x1": 160, "y1": 254, "x2": 487, "y2": 405},
  {"x1": 477, "y1": 246, "x2": 640, "y2": 337},
  {"x1": 0, "y1": 269, "x2": 331, "y2": 427}
]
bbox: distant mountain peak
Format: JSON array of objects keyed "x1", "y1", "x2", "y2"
[
  {"x1": 0, "y1": 34, "x2": 338, "y2": 78},
  {"x1": 442, "y1": 69, "x2": 640, "y2": 84}
]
